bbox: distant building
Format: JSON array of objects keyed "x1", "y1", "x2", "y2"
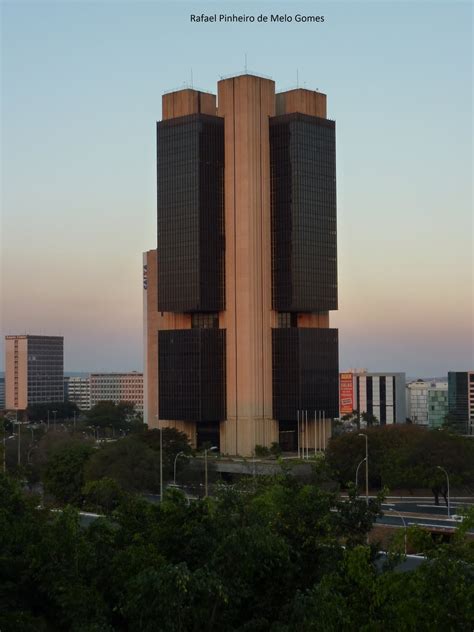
[
  {"x1": 0, "y1": 376, "x2": 5, "y2": 409},
  {"x1": 427, "y1": 384, "x2": 448, "y2": 429},
  {"x1": 90, "y1": 372, "x2": 143, "y2": 413},
  {"x1": 339, "y1": 369, "x2": 406, "y2": 424},
  {"x1": 4, "y1": 335, "x2": 64, "y2": 410},
  {"x1": 448, "y1": 371, "x2": 474, "y2": 435},
  {"x1": 406, "y1": 380, "x2": 430, "y2": 425},
  {"x1": 64, "y1": 376, "x2": 91, "y2": 411}
]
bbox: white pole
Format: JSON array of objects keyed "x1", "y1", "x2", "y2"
[
  {"x1": 324, "y1": 411, "x2": 327, "y2": 450},
  {"x1": 304, "y1": 410, "x2": 307, "y2": 459},
  {"x1": 3, "y1": 425, "x2": 6, "y2": 473},
  {"x1": 355, "y1": 457, "x2": 366, "y2": 489},
  {"x1": 365, "y1": 433, "x2": 368, "y2": 505},
  {"x1": 314, "y1": 411, "x2": 317, "y2": 456},
  {"x1": 174, "y1": 451, "x2": 183, "y2": 485},
  {"x1": 389, "y1": 508, "x2": 407, "y2": 555},
  {"x1": 159, "y1": 425, "x2": 163, "y2": 501},
  {"x1": 317, "y1": 410, "x2": 320, "y2": 452},
  {"x1": 297, "y1": 410, "x2": 300, "y2": 458},
  {"x1": 305, "y1": 410, "x2": 309, "y2": 459},
  {"x1": 358, "y1": 433, "x2": 369, "y2": 505},
  {"x1": 322, "y1": 411, "x2": 325, "y2": 451}
]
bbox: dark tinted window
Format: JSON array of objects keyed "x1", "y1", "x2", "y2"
[
  {"x1": 272, "y1": 328, "x2": 339, "y2": 420},
  {"x1": 270, "y1": 114, "x2": 337, "y2": 312},
  {"x1": 159, "y1": 329, "x2": 226, "y2": 422},
  {"x1": 157, "y1": 114, "x2": 224, "y2": 312}
]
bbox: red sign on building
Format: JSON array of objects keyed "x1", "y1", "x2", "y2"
[{"x1": 339, "y1": 373, "x2": 354, "y2": 415}]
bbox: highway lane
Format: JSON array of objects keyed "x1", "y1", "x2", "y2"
[
  {"x1": 381, "y1": 500, "x2": 473, "y2": 517},
  {"x1": 377, "y1": 513, "x2": 474, "y2": 533}
]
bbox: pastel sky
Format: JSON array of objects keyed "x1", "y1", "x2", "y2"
[{"x1": 1, "y1": 0, "x2": 472, "y2": 375}]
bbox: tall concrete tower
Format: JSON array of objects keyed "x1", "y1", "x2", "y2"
[{"x1": 144, "y1": 74, "x2": 338, "y2": 456}]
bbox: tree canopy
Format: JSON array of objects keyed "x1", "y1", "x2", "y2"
[
  {"x1": 326, "y1": 425, "x2": 474, "y2": 503},
  {"x1": 85, "y1": 401, "x2": 145, "y2": 435},
  {"x1": 43, "y1": 441, "x2": 94, "y2": 505},
  {"x1": 1, "y1": 472, "x2": 473, "y2": 631},
  {"x1": 27, "y1": 401, "x2": 80, "y2": 422}
]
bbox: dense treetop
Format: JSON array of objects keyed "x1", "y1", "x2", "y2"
[{"x1": 1, "y1": 468, "x2": 473, "y2": 631}]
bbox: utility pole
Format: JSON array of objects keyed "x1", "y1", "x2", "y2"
[
  {"x1": 17, "y1": 412, "x2": 21, "y2": 467},
  {"x1": 358, "y1": 433, "x2": 369, "y2": 505}
]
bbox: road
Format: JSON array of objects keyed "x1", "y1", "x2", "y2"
[{"x1": 378, "y1": 499, "x2": 474, "y2": 533}]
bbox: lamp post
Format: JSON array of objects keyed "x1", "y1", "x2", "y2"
[
  {"x1": 173, "y1": 451, "x2": 189, "y2": 485},
  {"x1": 159, "y1": 426, "x2": 163, "y2": 501},
  {"x1": 355, "y1": 457, "x2": 367, "y2": 491},
  {"x1": 154, "y1": 415, "x2": 163, "y2": 502},
  {"x1": 15, "y1": 411, "x2": 22, "y2": 467},
  {"x1": 389, "y1": 508, "x2": 407, "y2": 555},
  {"x1": 436, "y1": 465, "x2": 451, "y2": 518},
  {"x1": 358, "y1": 433, "x2": 369, "y2": 505},
  {"x1": 52, "y1": 410, "x2": 58, "y2": 430},
  {"x1": 204, "y1": 446, "x2": 218, "y2": 498},
  {"x1": 3, "y1": 433, "x2": 15, "y2": 473}
]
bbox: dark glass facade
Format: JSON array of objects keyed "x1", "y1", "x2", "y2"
[
  {"x1": 270, "y1": 113, "x2": 337, "y2": 312},
  {"x1": 27, "y1": 336, "x2": 64, "y2": 404},
  {"x1": 157, "y1": 114, "x2": 224, "y2": 312},
  {"x1": 272, "y1": 328, "x2": 339, "y2": 420},
  {"x1": 159, "y1": 329, "x2": 226, "y2": 422},
  {"x1": 448, "y1": 372, "x2": 469, "y2": 433}
]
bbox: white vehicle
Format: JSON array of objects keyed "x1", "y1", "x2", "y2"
[{"x1": 450, "y1": 514, "x2": 464, "y2": 522}]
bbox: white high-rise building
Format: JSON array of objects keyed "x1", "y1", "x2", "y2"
[
  {"x1": 90, "y1": 372, "x2": 143, "y2": 413},
  {"x1": 64, "y1": 376, "x2": 91, "y2": 411},
  {"x1": 339, "y1": 369, "x2": 406, "y2": 424}
]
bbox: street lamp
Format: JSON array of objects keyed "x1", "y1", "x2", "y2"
[
  {"x1": 389, "y1": 508, "x2": 407, "y2": 555},
  {"x1": 355, "y1": 456, "x2": 367, "y2": 490},
  {"x1": 52, "y1": 410, "x2": 58, "y2": 430},
  {"x1": 14, "y1": 412, "x2": 22, "y2": 467},
  {"x1": 173, "y1": 451, "x2": 190, "y2": 485},
  {"x1": 204, "y1": 446, "x2": 218, "y2": 498},
  {"x1": 436, "y1": 465, "x2": 451, "y2": 518},
  {"x1": 154, "y1": 415, "x2": 163, "y2": 502},
  {"x1": 3, "y1": 434, "x2": 15, "y2": 473},
  {"x1": 158, "y1": 426, "x2": 163, "y2": 501},
  {"x1": 358, "y1": 433, "x2": 369, "y2": 505}
]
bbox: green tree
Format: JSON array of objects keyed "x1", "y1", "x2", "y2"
[
  {"x1": 0, "y1": 474, "x2": 50, "y2": 631},
  {"x1": 1, "y1": 463, "x2": 473, "y2": 631},
  {"x1": 28, "y1": 506, "x2": 113, "y2": 631},
  {"x1": 327, "y1": 425, "x2": 474, "y2": 503},
  {"x1": 139, "y1": 427, "x2": 192, "y2": 479},
  {"x1": 341, "y1": 409, "x2": 360, "y2": 429},
  {"x1": 82, "y1": 477, "x2": 127, "y2": 514},
  {"x1": 84, "y1": 436, "x2": 161, "y2": 492},
  {"x1": 86, "y1": 401, "x2": 145, "y2": 435},
  {"x1": 27, "y1": 401, "x2": 80, "y2": 422},
  {"x1": 43, "y1": 442, "x2": 93, "y2": 504},
  {"x1": 361, "y1": 411, "x2": 379, "y2": 426}
]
